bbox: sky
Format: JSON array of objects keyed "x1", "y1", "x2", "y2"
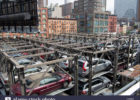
[{"x1": 48, "y1": 0, "x2": 115, "y2": 14}]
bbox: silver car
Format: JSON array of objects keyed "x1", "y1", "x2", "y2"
[
  {"x1": 80, "y1": 76, "x2": 111, "y2": 95},
  {"x1": 78, "y1": 58, "x2": 112, "y2": 77}
]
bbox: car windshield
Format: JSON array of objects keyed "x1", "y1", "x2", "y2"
[
  {"x1": 93, "y1": 60, "x2": 105, "y2": 65},
  {"x1": 40, "y1": 74, "x2": 61, "y2": 86},
  {"x1": 24, "y1": 67, "x2": 42, "y2": 74},
  {"x1": 18, "y1": 59, "x2": 32, "y2": 65},
  {"x1": 26, "y1": 79, "x2": 32, "y2": 86},
  {"x1": 78, "y1": 61, "x2": 84, "y2": 67}
]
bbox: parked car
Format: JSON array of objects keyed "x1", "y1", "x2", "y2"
[
  {"x1": 9, "y1": 53, "x2": 23, "y2": 57},
  {"x1": 79, "y1": 76, "x2": 111, "y2": 95},
  {"x1": 0, "y1": 61, "x2": 54, "y2": 91},
  {"x1": 17, "y1": 59, "x2": 33, "y2": 65},
  {"x1": 1, "y1": 48, "x2": 17, "y2": 52},
  {"x1": 59, "y1": 55, "x2": 69, "y2": 70},
  {"x1": 0, "y1": 80, "x2": 6, "y2": 96},
  {"x1": 11, "y1": 72, "x2": 72, "y2": 96},
  {"x1": 78, "y1": 58, "x2": 112, "y2": 77}
]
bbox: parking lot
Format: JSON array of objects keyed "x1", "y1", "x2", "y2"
[{"x1": 0, "y1": 33, "x2": 140, "y2": 96}]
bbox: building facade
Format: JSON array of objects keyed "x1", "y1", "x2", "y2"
[
  {"x1": 38, "y1": 8, "x2": 49, "y2": 36},
  {"x1": 114, "y1": 0, "x2": 138, "y2": 20},
  {"x1": 137, "y1": 0, "x2": 140, "y2": 21},
  {"x1": 61, "y1": 3, "x2": 74, "y2": 17},
  {"x1": 38, "y1": 0, "x2": 48, "y2": 8},
  {"x1": 73, "y1": 0, "x2": 108, "y2": 34},
  {"x1": 48, "y1": 18, "x2": 77, "y2": 34},
  {"x1": 93, "y1": 11, "x2": 110, "y2": 33},
  {"x1": 48, "y1": 4, "x2": 63, "y2": 18},
  {"x1": 108, "y1": 15, "x2": 117, "y2": 32}
]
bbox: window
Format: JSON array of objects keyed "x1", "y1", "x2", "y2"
[
  {"x1": 100, "y1": 28, "x2": 103, "y2": 32},
  {"x1": 100, "y1": 21, "x2": 104, "y2": 26},
  {"x1": 100, "y1": 14, "x2": 104, "y2": 19},
  {"x1": 105, "y1": 21, "x2": 108, "y2": 26},
  {"x1": 85, "y1": 84, "x2": 89, "y2": 89},
  {"x1": 40, "y1": 77, "x2": 57, "y2": 86},
  {"x1": 105, "y1": 15, "x2": 108, "y2": 19},
  {"x1": 95, "y1": 28, "x2": 99, "y2": 33},
  {"x1": 95, "y1": 14, "x2": 99, "y2": 18},
  {"x1": 43, "y1": 24, "x2": 46, "y2": 28},
  {"x1": 42, "y1": 20, "x2": 46, "y2": 23},
  {"x1": 42, "y1": 9, "x2": 46, "y2": 13},
  {"x1": 94, "y1": 20, "x2": 99, "y2": 26},
  {"x1": 42, "y1": 14, "x2": 46, "y2": 18},
  {"x1": 24, "y1": 67, "x2": 42, "y2": 74},
  {"x1": 78, "y1": 61, "x2": 84, "y2": 68},
  {"x1": 92, "y1": 80, "x2": 102, "y2": 85}
]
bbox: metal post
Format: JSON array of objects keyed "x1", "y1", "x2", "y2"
[
  {"x1": 127, "y1": 36, "x2": 131, "y2": 68},
  {"x1": 7, "y1": 62, "x2": 14, "y2": 87},
  {"x1": 131, "y1": 36, "x2": 135, "y2": 66},
  {"x1": 74, "y1": 56, "x2": 78, "y2": 96},
  {"x1": 88, "y1": 54, "x2": 92, "y2": 95},
  {"x1": 84, "y1": 37, "x2": 86, "y2": 43},
  {"x1": 76, "y1": 36, "x2": 78, "y2": 43},
  {"x1": 112, "y1": 41, "x2": 119, "y2": 93},
  {"x1": 68, "y1": 35, "x2": 71, "y2": 43},
  {"x1": 18, "y1": 68, "x2": 26, "y2": 96}
]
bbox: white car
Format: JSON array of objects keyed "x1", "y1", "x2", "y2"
[{"x1": 59, "y1": 55, "x2": 69, "y2": 69}]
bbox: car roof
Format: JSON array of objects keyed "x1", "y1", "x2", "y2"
[{"x1": 78, "y1": 58, "x2": 105, "y2": 62}]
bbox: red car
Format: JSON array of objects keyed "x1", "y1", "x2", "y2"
[{"x1": 11, "y1": 72, "x2": 72, "y2": 96}]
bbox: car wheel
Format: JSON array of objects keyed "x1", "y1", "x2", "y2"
[
  {"x1": 31, "y1": 93, "x2": 39, "y2": 96},
  {"x1": 106, "y1": 83, "x2": 110, "y2": 88},
  {"x1": 63, "y1": 81, "x2": 69, "y2": 88}
]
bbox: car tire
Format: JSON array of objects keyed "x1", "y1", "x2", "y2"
[
  {"x1": 106, "y1": 83, "x2": 110, "y2": 88},
  {"x1": 63, "y1": 81, "x2": 69, "y2": 88},
  {"x1": 31, "y1": 93, "x2": 39, "y2": 96}
]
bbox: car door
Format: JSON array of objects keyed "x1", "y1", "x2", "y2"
[
  {"x1": 92, "y1": 60, "x2": 104, "y2": 73},
  {"x1": 39, "y1": 75, "x2": 62, "y2": 95},
  {"x1": 91, "y1": 79, "x2": 104, "y2": 93},
  {"x1": 38, "y1": 77, "x2": 57, "y2": 95}
]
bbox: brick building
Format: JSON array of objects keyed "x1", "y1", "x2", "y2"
[
  {"x1": 38, "y1": 8, "x2": 49, "y2": 36},
  {"x1": 108, "y1": 15, "x2": 117, "y2": 32},
  {"x1": 48, "y1": 18, "x2": 77, "y2": 34}
]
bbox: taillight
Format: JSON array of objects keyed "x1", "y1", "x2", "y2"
[
  {"x1": 64, "y1": 63, "x2": 68, "y2": 66},
  {"x1": 41, "y1": 55, "x2": 45, "y2": 59},
  {"x1": 81, "y1": 90, "x2": 87, "y2": 95},
  {"x1": 82, "y1": 62, "x2": 86, "y2": 71},
  {"x1": 68, "y1": 77, "x2": 72, "y2": 82},
  {"x1": 4, "y1": 80, "x2": 7, "y2": 84}
]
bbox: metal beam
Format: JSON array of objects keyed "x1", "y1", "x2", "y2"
[
  {"x1": 21, "y1": 57, "x2": 74, "y2": 69},
  {"x1": 7, "y1": 48, "x2": 43, "y2": 54},
  {"x1": 15, "y1": 51, "x2": 55, "y2": 60},
  {"x1": 15, "y1": 45, "x2": 34, "y2": 49}
]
